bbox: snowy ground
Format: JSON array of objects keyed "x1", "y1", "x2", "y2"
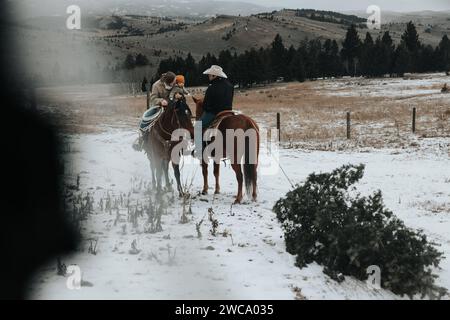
[
  {"x1": 318, "y1": 73, "x2": 449, "y2": 100},
  {"x1": 28, "y1": 128, "x2": 450, "y2": 300}
]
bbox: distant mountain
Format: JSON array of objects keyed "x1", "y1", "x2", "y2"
[
  {"x1": 10, "y1": 6, "x2": 450, "y2": 86},
  {"x1": 15, "y1": 0, "x2": 276, "y2": 19},
  {"x1": 342, "y1": 10, "x2": 450, "y2": 24}
]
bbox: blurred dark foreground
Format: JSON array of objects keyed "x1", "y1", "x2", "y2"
[{"x1": 0, "y1": 2, "x2": 77, "y2": 300}]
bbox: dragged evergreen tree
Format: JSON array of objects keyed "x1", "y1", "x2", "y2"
[{"x1": 273, "y1": 164, "x2": 447, "y2": 299}]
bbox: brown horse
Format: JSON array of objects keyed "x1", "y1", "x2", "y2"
[
  {"x1": 193, "y1": 96, "x2": 259, "y2": 204},
  {"x1": 143, "y1": 101, "x2": 194, "y2": 195}
]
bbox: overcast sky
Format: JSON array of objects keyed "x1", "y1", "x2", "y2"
[{"x1": 245, "y1": 0, "x2": 450, "y2": 12}]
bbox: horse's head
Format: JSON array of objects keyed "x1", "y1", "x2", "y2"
[{"x1": 192, "y1": 96, "x2": 204, "y2": 121}]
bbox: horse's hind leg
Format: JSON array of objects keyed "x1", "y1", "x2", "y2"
[
  {"x1": 201, "y1": 161, "x2": 209, "y2": 195},
  {"x1": 231, "y1": 163, "x2": 243, "y2": 204},
  {"x1": 252, "y1": 165, "x2": 258, "y2": 201},
  {"x1": 213, "y1": 162, "x2": 220, "y2": 194}
]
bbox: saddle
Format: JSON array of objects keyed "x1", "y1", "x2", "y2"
[{"x1": 207, "y1": 110, "x2": 241, "y2": 130}]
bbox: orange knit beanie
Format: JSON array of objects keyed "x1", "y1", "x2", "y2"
[{"x1": 176, "y1": 75, "x2": 185, "y2": 84}]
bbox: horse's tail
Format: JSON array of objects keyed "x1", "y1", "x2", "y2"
[{"x1": 243, "y1": 117, "x2": 259, "y2": 200}]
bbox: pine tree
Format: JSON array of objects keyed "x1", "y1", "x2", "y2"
[
  {"x1": 184, "y1": 53, "x2": 198, "y2": 86},
  {"x1": 218, "y1": 50, "x2": 233, "y2": 73},
  {"x1": 124, "y1": 54, "x2": 135, "y2": 70},
  {"x1": 360, "y1": 32, "x2": 375, "y2": 77},
  {"x1": 319, "y1": 39, "x2": 341, "y2": 78},
  {"x1": 258, "y1": 47, "x2": 271, "y2": 84},
  {"x1": 141, "y1": 76, "x2": 148, "y2": 92},
  {"x1": 341, "y1": 24, "x2": 361, "y2": 76},
  {"x1": 400, "y1": 22, "x2": 421, "y2": 72},
  {"x1": 393, "y1": 43, "x2": 410, "y2": 77},
  {"x1": 135, "y1": 53, "x2": 149, "y2": 66},
  {"x1": 380, "y1": 31, "x2": 395, "y2": 76},
  {"x1": 305, "y1": 39, "x2": 321, "y2": 79},
  {"x1": 284, "y1": 45, "x2": 297, "y2": 81},
  {"x1": 246, "y1": 48, "x2": 264, "y2": 87},
  {"x1": 270, "y1": 34, "x2": 288, "y2": 80},
  {"x1": 229, "y1": 52, "x2": 241, "y2": 87},
  {"x1": 289, "y1": 48, "x2": 306, "y2": 82},
  {"x1": 418, "y1": 45, "x2": 437, "y2": 73},
  {"x1": 401, "y1": 21, "x2": 421, "y2": 53},
  {"x1": 436, "y1": 35, "x2": 450, "y2": 71}
]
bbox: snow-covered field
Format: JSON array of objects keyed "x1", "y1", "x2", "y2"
[
  {"x1": 28, "y1": 128, "x2": 450, "y2": 300},
  {"x1": 318, "y1": 73, "x2": 448, "y2": 100}
]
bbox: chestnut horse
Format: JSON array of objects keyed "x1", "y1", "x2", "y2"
[
  {"x1": 193, "y1": 96, "x2": 259, "y2": 204},
  {"x1": 143, "y1": 101, "x2": 194, "y2": 195}
]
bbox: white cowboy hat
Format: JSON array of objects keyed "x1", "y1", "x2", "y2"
[{"x1": 203, "y1": 65, "x2": 228, "y2": 79}]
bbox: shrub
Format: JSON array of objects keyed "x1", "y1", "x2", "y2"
[{"x1": 273, "y1": 164, "x2": 447, "y2": 299}]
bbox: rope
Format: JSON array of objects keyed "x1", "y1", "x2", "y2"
[{"x1": 267, "y1": 147, "x2": 295, "y2": 189}]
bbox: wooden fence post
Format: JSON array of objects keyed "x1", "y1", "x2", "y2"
[
  {"x1": 277, "y1": 112, "x2": 281, "y2": 142},
  {"x1": 346, "y1": 112, "x2": 351, "y2": 139},
  {"x1": 412, "y1": 107, "x2": 416, "y2": 133}
]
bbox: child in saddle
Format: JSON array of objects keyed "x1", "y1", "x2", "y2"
[{"x1": 170, "y1": 75, "x2": 190, "y2": 102}]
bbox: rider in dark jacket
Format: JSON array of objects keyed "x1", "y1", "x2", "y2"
[{"x1": 201, "y1": 65, "x2": 234, "y2": 128}]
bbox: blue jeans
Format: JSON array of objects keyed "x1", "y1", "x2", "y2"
[{"x1": 200, "y1": 112, "x2": 216, "y2": 129}]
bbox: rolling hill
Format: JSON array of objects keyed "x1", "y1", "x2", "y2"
[{"x1": 8, "y1": 8, "x2": 450, "y2": 85}]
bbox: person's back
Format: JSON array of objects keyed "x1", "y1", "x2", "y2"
[
  {"x1": 198, "y1": 65, "x2": 234, "y2": 129},
  {"x1": 203, "y1": 77, "x2": 234, "y2": 115},
  {"x1": 150, "y1": 79, "x2": 171, "y2": 107}
]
